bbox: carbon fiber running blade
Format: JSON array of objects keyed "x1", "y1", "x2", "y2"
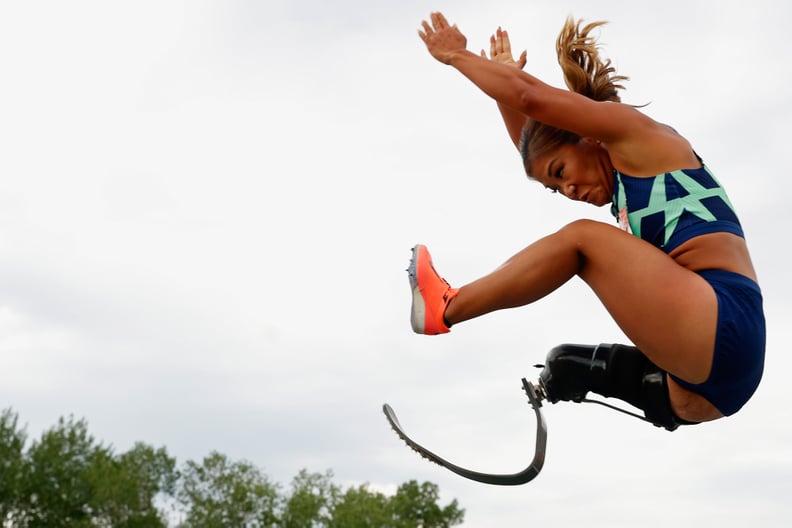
[{"x1": 382, "y1": 378, "x2": 547, "y2": 486}]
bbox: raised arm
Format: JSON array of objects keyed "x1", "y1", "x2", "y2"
[
  {"x1": 418, "y1": 13, "x2": 643, "y2": 146},
  {"x1": 419, "y1": 12, "x2": 700, "y2": 177},
  {"x1": 481, "y1": 27, "x2": 529, "y2": 150}
]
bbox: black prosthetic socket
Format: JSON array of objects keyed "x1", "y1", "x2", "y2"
[{"x1": 539, "y1": 343, "x2": 691, "y2": 431}]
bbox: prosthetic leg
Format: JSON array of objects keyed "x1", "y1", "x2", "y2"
[
  {"x1": 537, "y1": 343, "x2": 695, "y2": 431},
  {"x1": 382, "y1": 342, "x2": 695, "y2": 487}
]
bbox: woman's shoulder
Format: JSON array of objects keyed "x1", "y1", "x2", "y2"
[{"x1": 607, "y1": 120, "x2": 700, "y2": 177}]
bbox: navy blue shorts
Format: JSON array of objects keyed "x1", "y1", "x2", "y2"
[{"x1": 670, "y1": 269, "x2": 766, "y2": 416}]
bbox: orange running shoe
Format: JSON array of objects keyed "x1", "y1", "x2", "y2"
[{"x1": 408, "y1": 244, "x2": 459, "y2": 335}]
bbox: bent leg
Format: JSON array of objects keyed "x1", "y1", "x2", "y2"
[
  {"x1": 445, "y1": 220, "x2": 718, "y2": 384},
  {"x1": 667, "y1": 377, "x2": 723, "y2": 422},
  {"x1": 538, "y1": 342, "x2": 722, "y2": 426}
]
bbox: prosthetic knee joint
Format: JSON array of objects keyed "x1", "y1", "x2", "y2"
[{"x1": 538, "y1": 343, "x2": 692, "y2": 431}]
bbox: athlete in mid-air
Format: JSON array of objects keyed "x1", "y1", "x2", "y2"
[{"x1": 408, "y1": 12, "x2": 765, "y2": 431}]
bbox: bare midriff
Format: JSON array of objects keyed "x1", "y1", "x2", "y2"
[{"x1": 668, "y1": 232, "x2": 757, "y2": 282}]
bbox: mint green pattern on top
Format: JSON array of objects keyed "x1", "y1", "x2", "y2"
[{"x1": 613, "y1": 164, "x2": 742, "y2": 251}]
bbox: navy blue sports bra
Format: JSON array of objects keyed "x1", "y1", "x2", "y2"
[{"x1": 611, "y1": 162, "x2": 744, "y2": 253}]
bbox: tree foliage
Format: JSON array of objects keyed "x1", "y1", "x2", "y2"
[
  {"x1": 0, "y1": 408, "x2": 464, "y2": 527},
  {"x1": 280, "y1": 469, "x2": 338, "y2": 528},
  {"x1": 389, "y1": 481, "x2": 464, "y2": 528},
  {"x1": 0, "y1": 409, "x2": 27, "y2": 525},
  {"x1": 19, "y1": 414, "x2": 106, "y2": 527},
  {"x1": 178, "y1": 451, "x2": 279, "y2": 527},
  {"x1": 1, "y1": 410, "x2": 176, "y2": 528},
  {"x1": 328, "y1": 484, "x2": 391, "y2": 528}
]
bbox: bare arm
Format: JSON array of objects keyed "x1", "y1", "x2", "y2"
[
  {"x1": 482, "y1": 28, "x2": 529, "y2": 150},
  {"x1": 418, "y1": 13, "x2": 700, "y2": 175},
  {"x1": 419, "y1": 13, "x2": 645, "y2": 146}
]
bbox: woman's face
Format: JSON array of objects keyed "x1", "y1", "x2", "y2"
[{"x1": 529, "y1": 139, "x2": 615, "y2": 206}]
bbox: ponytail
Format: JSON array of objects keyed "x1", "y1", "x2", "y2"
[
  {"x1": 556, "y1": 18, "x2": 627, "y2": 103},
  {"x1": 521, "y1": 18, "x2": 627, "y2": 176}
]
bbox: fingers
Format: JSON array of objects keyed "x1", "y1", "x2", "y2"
[
  {"x1": 487, "y1": 27, "x2": 511, "y2": 56},
  {"x1": 518, "y1": 50, "x2": 528, "y2": 68},
  {"x1": 419, "y1": 11, "x2": 451, "y2": 37},
  {"x1": 431, "y1": 12, "x2": 450, "y2": 30},
  {"x1": 418, "y1": 20, "x2": 432, "y2": 42},
  {"x1": 491, "y1": 27, "x2": 514, "y2": 57},
  {"x1": 500, "y1": 28, "x2": 512, "y2": 55}
]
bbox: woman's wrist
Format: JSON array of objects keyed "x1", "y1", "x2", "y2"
[{"x1": 446, "y1": 48, "x2": 476, "y2": 66}]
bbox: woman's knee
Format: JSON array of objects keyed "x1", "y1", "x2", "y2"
[
  {"x1": 556, "y1": 219, "x2": 617, "y2": 252},
  {"x1": 558, "y1": 218, "x2": 613, "y2": 236}
]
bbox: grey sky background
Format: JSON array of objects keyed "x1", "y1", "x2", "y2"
[{"x1": 1, "y1": 0, "x2": 790, "y2": 526}]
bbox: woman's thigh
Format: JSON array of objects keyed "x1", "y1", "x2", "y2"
[{"x1": 560, "y1": 220, "x2": 718, "y2": 383}]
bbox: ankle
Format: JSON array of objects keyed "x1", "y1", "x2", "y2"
[{"x1": 442, "y1": 289, "x2": 460, "y2": 327}]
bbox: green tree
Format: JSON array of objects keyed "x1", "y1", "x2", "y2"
[
  {"x1": 1, "y1": 411, "x2": 177, "y2": 528},
  {"x1": 17, "y1": 415, "x2": 107, "y2": 527},
  {"x1": 178, "y1": 451, "x2": 279, "y2": 527},
  {"x1": 1, "y1": 408, "x2": 466, "y2": 528},
  {"x1": 281, "y1": 469, "x2": 339, "y2": 528},
  {"x1": 88, "y1": 442, "x2": 177, "y2": 527},
  {"x1": 0, "y1": 409, "x2": 27, "y2": 526},
  {"x1": 119, "y1": 443, "x2": 178, "y2": 522},
  {"x1": 328, "y1": 484, "x2": 391, "y2": 528},
  {"x1": 389, "y1": 480, "x2": 464, "y2": 528}
]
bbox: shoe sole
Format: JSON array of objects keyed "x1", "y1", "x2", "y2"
[{"x1": 408, "y1": 245, "x2": 426, "y2": 333}]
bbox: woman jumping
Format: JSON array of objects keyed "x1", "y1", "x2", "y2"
[{"x1": 409, "y1": 12, "x2": 765, "y2": 430}]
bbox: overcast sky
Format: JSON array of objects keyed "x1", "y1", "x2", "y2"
[{"x1": 2, "y1": 0, "x2": 791, "y2": 526}]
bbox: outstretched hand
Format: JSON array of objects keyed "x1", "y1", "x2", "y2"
[
  {"x1": 418, "y1": 12, "x2": 467, "y2": 64},
  {"x1": 481, "y1": 27, "x2": 527, "y2": 69}
]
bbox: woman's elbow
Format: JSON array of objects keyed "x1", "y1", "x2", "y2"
[{"x1": 517, "y1": 88, "x2": 540, "y2": 116}]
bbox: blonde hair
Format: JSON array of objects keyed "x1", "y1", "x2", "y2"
[{"x1": 520, "y1": 18, "x2": 627, "y2": 176}]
